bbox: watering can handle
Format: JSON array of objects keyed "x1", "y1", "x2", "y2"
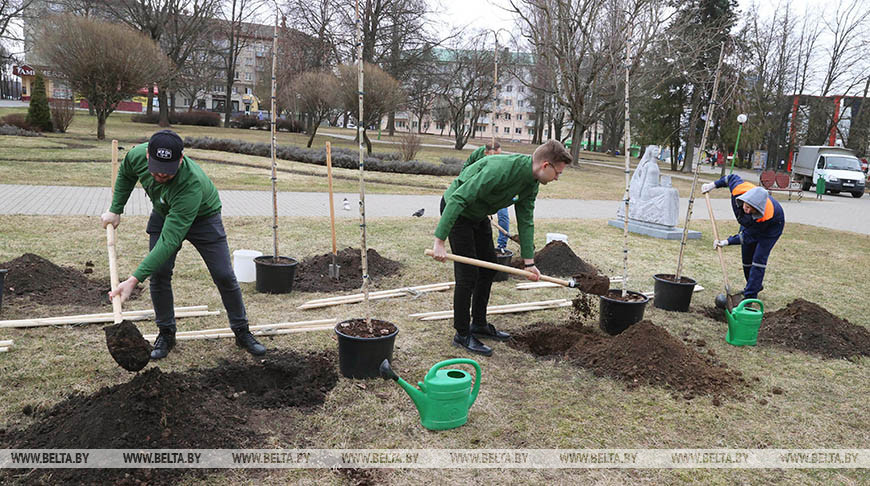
[
  {"x1": 425, "y1": 358, "x2": 482, "y2": 408},
  {"x1": 735, "y1": 299, "x2": 764, "y2": 314}
]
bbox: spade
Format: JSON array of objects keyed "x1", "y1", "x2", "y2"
[{"x1": 103, "y1": 139, "x2": 151, "y2": 372}]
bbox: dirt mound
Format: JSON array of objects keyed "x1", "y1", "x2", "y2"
[
  {"x1": 0, "y1": 253, "x2": 141, "y2": 313},
  {"x1": 1, "y1": 350, "x2": 337, "y2": 485},
  {"x1": 294, "y1": 247, "x2": 402, "y2": 292},
  {"x1": 759, "y1": 299, "x2": 870, "y2": 360},
  {"x1": 510, "y1": 320, "x2": 742, "y2": 399},
  {"x1": 512, "y1": 241, "x2": 601, "y2": 277},
  {"x1": 697, "y1": 305, "x2": 728, "y2": 323}
]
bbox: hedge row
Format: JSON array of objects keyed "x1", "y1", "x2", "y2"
[
  {"x1": 131, "y1": 110, "x2": 222, "y2": 127},
  {"x1": 0, "y1": 124, "x2": 43, "y2": 137},
  {"x1": 185, "y1": 136, "x2": 462, "y2": 177}
]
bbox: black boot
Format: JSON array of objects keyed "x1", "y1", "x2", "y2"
[
  {"x1": 150, "y1": 330, "x2": 176, "y2": 360},
  {"x1": 453, "y1": 333, "x2": 493, "y2": 356},
  {"x1": 234, "y1": 328, "x2": 266, "y2": 356},
  {"x1": 470, "y1": 322, "x2": 511, "y2": 341}
]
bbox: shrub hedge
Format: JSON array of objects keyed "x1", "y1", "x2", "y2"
[
  {"x1": 131, "y1": 110, "x2": 222, "y2": 127},
  {"x1": 184, "y1": 136, "x2": 461, "y2": 176}
]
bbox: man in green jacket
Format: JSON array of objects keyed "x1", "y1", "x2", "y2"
[
  {"x1": 432, "y1": 140, "x2": 573, "y2": 356},
  {"x1": 101, "y1": 130, "x2": 265, "y2": 359}
]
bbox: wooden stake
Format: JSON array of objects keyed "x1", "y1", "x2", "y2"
[
  {"x1": 0, "y1": 347, "x2": 9, "y2": 353},
  {"x1": 326, "y1": 141, "x2": 338, "y2": 262},
  {"x1": 414, "y1": 300, "x2": 572, "y2": 321},
  {"x1": 355, "y1": 0, "x2": 372, "y2": 331},
  {"x1": 0, "y1": 306, "x2": 208, "y2": 328},
  {"x1": 298, "y1": 282, "x2": 454, "y2": 309},
  {"x1": 0, "y1": 340, "x2": 13, "y2": 347},
  {"x1": 0, "y1": 310, "x2": 218, "y2": 328},
  {"x1": 675, "y1": 42, "x2": 726, "y2": 279},
  {"x1": 164, "y1": 325, "x2": 335, "y2": 341},
  {"x1": 144, "y1": 318, "x2": 338, "y2": 340}
]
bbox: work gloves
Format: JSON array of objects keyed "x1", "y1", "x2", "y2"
[
  {"x1": 701, "y1": 182, "x2": 716, "y2": 194},
  {"x1": 713, "y1": 239, "x2": 729, "y2": 249}
]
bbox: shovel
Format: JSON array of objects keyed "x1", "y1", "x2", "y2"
[
  {"x1": 102, "y1": 140, "x2": 151, "y2": 371},
  {"x1": 424, "y1": 249, "x2": 610, "y2": 295},
  {"x1": 488, "y1": 216, "x2": 520, "y2": 244},
  {"x1": 326, "y1": 142, "x2": 340, "y2": 280},
  {"x1": 704, "y1": 192, "x2": 734, "y2": 312}
]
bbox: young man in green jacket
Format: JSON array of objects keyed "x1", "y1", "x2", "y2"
[
  {"x1": 432, "y1": 140, "x2": 572, "y2": 356},
  {"x1": 463, "y1": 141, "x2": 512, "y2": 252},
  {"x1": 101, "y1": 130, "x2": 265, "y2": 359}
]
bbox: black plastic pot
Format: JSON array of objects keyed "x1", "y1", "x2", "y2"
[
  {"x1": 335, "y1": 319, "x2": 399, "y2": 379},
  {"x1": 254, "y1": 256, "x2": 298, "y2": 294},
  {"x1": 599, "y1": 290, "x2": 650, "y2": 336},
  {"x1": 652, "y1": 274, "x2": 697, "y2": 312},
  {"x1": 492, "y1": 249, "x2": 514, "y2": 282},
  {"x1": 0, "y1": 269, "x2": 6, "y2": 314}
]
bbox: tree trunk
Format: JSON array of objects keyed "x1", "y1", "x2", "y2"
[
  {"x1": 306, "y1": 125, "x2": 318, "y2": 147},
  {"x1": 223, "y1": 80, "x2": 233, "y2": 128},
  {"x1": 570, "y1": 123, "x2": 582, "y2": 166},
  {"x1": 363, "y1": 129, "x2": 372, "y2": 154},
  {"x1": 387, "y1": 111, "x2": 395, "y2": 137},
  {"x1": 146, "y1": 86, "x2": 154, "y2": 116},
  {"x1": 169, "y1": 90, "x2": 177, "y2": 115},
  {"x1": 97, "y1": 111, "x2": 107, "y2": 140},
  {"x1": 158, "y1": 88, "x2": 170, "y2": 127}
]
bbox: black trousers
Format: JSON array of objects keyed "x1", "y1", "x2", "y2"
[
  {"x1": 146, "y1": 211, "x2": 247, "y2": 333},
  {"x1": 440, "y1": 198, "x2": 497, "y2": 334}
]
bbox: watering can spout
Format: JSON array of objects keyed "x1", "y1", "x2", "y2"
[{"x1": 380, "y1": 359, "x2": 427, "y2": 413}]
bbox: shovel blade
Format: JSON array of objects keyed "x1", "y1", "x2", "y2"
[
  {"x1": 104, "y1": 320, "x2": 151, "y2": 372},
  {"x1": 328, "y1": 264, "x2": 340, "y2": 280}
]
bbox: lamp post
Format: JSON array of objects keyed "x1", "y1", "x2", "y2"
[{"x1": 728, "y1": 113, "x2": 747, "y2": 175}]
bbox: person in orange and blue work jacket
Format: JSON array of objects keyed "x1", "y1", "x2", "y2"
[{"x1": 701, "y1": 174, "x2": 785, "y2": 302}]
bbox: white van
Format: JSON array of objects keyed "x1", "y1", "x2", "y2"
[{"x1": 793, "y1": 146, "x2": 865, "y2": 198}]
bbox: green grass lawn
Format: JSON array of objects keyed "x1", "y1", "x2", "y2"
[
  {"x1": 0, "y1": 107, "x2": 737, "y2": 200},
  {"x1": 0, "y1": 214, "x2": 867, "y2": 485}
]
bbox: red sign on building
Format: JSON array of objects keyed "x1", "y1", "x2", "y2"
[{"x1": 13, "y1": 65, "x2": 35, "y2": 77}]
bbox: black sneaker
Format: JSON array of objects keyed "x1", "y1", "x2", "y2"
[
  {"x1": 471, "y1": 323, "x2": 511, "y2": 341},
  {"x1": 234, "y1": 329, "x2": 266, "y2": 356},
  {"x1": 452, "y1": 333, "x2": 493, "y2": 356},
  {"x1": 150, "y1": 331, "x2": 176, "y2": 360}
]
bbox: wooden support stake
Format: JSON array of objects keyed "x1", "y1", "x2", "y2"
[
  {"x1": 298, "y1": 284, "x2": 453, "y2": 310},
  {"x1": 145, "y1": 318, "x2": 339, "y2": 340},
  {"x1": 168, "y1": 325, "x2": 335, "y2": 341},
  {"x1": 0, "y1": 347, "x2": 9, "y2": 353},
  {"x1": 301, "y1": 282, "x2": 455, "y2": 305},
  {"x1": 0, "y1": 340, "x2": 13, "y2": 347},
  {"x1": 417, "y1": 300, "x2": 572, "y2": 321},
  {"x1": 0, "y1": 309, "x2": 218, "y2": 328}
]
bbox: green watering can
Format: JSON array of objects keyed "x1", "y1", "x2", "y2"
[
  {"x1": 380, "y1": 358, "x2": 481, "y2": 431},
  {"x1": 725, "y1": 299, "x2": 764, "y2": 346}
]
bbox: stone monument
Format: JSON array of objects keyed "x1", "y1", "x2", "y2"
[{"x1": 608, "y1": 145, "x2": 701, "y2": 239}]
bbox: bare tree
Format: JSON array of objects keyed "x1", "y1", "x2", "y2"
[
  {"x1": 1, "y1": 0, "x2": 31, "y2": 41},
  {"x1": 336, "y1": 62, "x2": 404, "y2": 153},
  {"x1": 509, "y1": 0, "x2": 665, "y2": 164},
  {"x1": 286, "y1": 70, "x2": 339, "y2": 147},
  {"x1": 434, "y1": 35, "x2": 495, "y2": 150},
  {"x1": 214, "y1": 0, "x2": 264, "y2": 127},
  {"x1": 175, "y1": 43, "x2": 223, "y2": 111},
  {"x1": 36, "y1": 15, "x2": 169, "y2": 139}
]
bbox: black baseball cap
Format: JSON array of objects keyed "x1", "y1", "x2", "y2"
[{"x1": 147, "y1": 130, "x2": 184, "y2": 175}]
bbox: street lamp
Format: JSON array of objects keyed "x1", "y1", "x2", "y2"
[{"x1": 728, "y1": 113, "x2": 747, "y2": 175}]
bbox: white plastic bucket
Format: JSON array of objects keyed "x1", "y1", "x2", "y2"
[
  {"x1": 546, "y1": 233, "x2": 568, "y2": 244},
  {"x1": 233, "y1": 249, "x2": 263, "y2": 283}
]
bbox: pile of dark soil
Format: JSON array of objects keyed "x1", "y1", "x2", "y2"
[
  {"x1": 0, "y1": 350, "x2": 337, "y2": 485},
  {"x1": 293, "y1": 247, "x2": 402, "y2": 292},
  {"x1": 336, "y1": 318, "x2": 398, "y2": 339},
  {"x1": 512, "y1": 241, "x2": 601, "y2": 277},
  {"x1": 0, "y1": 253, "x2": 141, "y2": 313},
  {"x1": 510, "y1": 320, "x2": 742, "y2": 399},
  {"x1": 759, "y1": 299, "x2": 870, "y2": 360},
  {"x1": 104, "y1": 320, "x2": 152, "y2": 372},
  {"x1": 697, "y1": 305, "x2": 728, "y2": 323}
]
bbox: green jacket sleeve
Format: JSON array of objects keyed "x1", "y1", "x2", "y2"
[
  {"x1": 108, "y1": 152, "x2": 138, "y2": 214},
  {"x1": 435, "y1": 168, "x2": 502, "y2": 241},
  {"x1": 132, "y1": 180, "x2": 203, "y2": 281},
  {"x1": 514, "y1": 183, "x2": 538, "y2": 259},
  {"x1": 461, "y1": 146, "x2": 486, "y2": 171}
]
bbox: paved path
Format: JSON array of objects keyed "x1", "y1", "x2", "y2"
[{"x1": 2, "y1": 184, "x2": 869, "y2": 235}]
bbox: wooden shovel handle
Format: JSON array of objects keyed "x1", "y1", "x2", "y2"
[
  {"x1": 107, "y1": 140, "x2": 122, "y2": 323},
  {"x1": 704, "y1": 193, "x2": 733, "y2": 305},
  {"x1": 326, "y1": 142, "x2": 337, "y2": 255},
  {"x1": 424, "y1": 249, "x2": 571, "y2": 287}
]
